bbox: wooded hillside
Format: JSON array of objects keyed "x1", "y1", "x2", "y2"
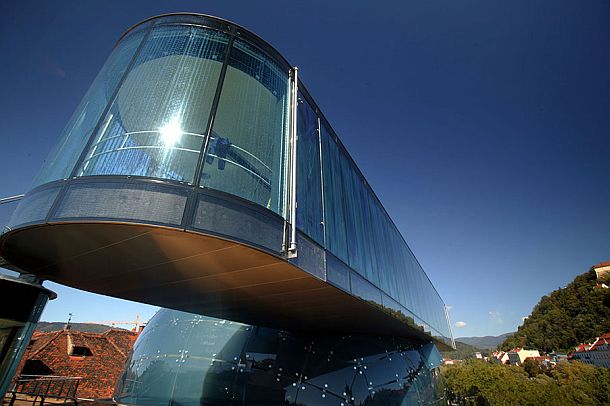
[{"x1": 500, "y1": 268, "x2": 610, "y2": 352}]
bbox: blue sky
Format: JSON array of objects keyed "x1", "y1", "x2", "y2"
[{"x1": 0, "y1": 0, "x2": 608, "y2": 337}]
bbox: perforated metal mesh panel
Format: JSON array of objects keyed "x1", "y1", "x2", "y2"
[
  {"x1": 288, "y1": 231, "x2": 325, "y2": 280},
  {"x1": 52, "y1": 181, "x2": 187, "y2": 225},
  {"x1": 7, "y1": 187, "x2": 61, "y2": 229},
  {"x1": 192, "y1": 192, "x2": 283, "y2": 254}
]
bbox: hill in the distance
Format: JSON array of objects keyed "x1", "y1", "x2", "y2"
[
  {"x1": 456, "y1": 333, "x2": 514, "y2": 350},
  {"x1": 36, "y1": 321, "x2": 123, "y2": 333},
  {"x1": 442, "y1": 341, "x2": 485, "y2": 360},
  {"x1": 500, "y1": 268, "x2": 610, "y2": 352}
]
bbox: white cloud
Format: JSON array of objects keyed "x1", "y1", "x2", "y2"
[
  {"x1": 489, "y1": 310, "x2": 503, "y2": 324},
  {"x1": 455, "y1": 321, "x2": 467, "y2": 328}
]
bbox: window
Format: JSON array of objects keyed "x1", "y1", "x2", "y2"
[
  {"x1": 70, "y1": 346, "x2": 93, "y2": 357},
  {"x1": 78, "y1": 25, "x2": 230, "y2": 182},
  {"x1": 296, "y1": 94, "x2": 323, "y2": 244},
  {"x1": 320, "y1": 125, "x2": 349, "y2": 263},
  {"x1": 32, "y1": 29, "x2": 146, "y2": 186},
  {"x1": 22, "y1": 359, "x2": 54, "y2": 375},
  {"x1": 201, "y1": 38, "x2": 290, "y2": 216}
]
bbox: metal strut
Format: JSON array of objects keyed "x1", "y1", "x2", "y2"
[
  {"x1": 287, "y1": 67, "x2": 299, "y2": 257},
  {"x1": 0, "y1": 195, "x2": 24, "y2": 205}
]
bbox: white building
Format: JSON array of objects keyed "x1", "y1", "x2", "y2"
[
  {"x1": 507, "y1": 348, "x2": 540, "y2": 365},
  {"x1": 491, "y1": 351, "x2": 510, "y2": 364},
  {"x1": 571, "y1": 333, "x2": 610, "y2": 369},
  {"x1": 594, "y1": 261, "x2": 610, "y2": 280}
]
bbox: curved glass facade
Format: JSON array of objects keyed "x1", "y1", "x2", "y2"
[
  {"x1": 34, "y1": 20, "x2": 290, "y2": 217},
  {"x1": 7, "y1": 14, "x2": 452, "y2": 347},
  {"x1": 32, "y1": 28, "x2": 147, "y2": 186},
  {"x1": 78, "y1": 26, "x2": 230, "y2": 183},
  {"x1": 114, "y1": 309, "x2": 446, "y2": 406},
  {"x1": 200, "y1": 37, "x2": 290, "y2": 215}
]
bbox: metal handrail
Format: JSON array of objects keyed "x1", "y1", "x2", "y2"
[
  {"x1": 87, "y1": 129, "x2": 207, "y2": 151},
  {"x1": 206, "y1": 154, "x2": 270, "y2": 187},
  {"x1": 9, "y1": 374, "x2": 83, "y2": 405},
  {"x1": 79, "y1": 130, "x2": 273, "y2": 187},
  {"x1": 84, "y1": 130, "x2": 272, "y2": 171},
  {"x1": 209, "y1": 135, "x2": 271, "y2": 170}
]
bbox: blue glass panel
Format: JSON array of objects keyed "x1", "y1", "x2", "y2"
[
  {"x1": 318, "y1": 119, "x2": 451, "y2": 338},
  {"x1": 325, "y1": 253, "x2": 350, "y2": 291},
  {"x1": 350, "y1": 270, "x2": 382, "y2": 305},
  {"x1": 295, "y1": 94, "x2": 324, "y2": 245},
  {"x1": 78, "y1": 25, "x2": 229, "y2": 182},
  {"x1": 339, "y1": 153, "x2": 363, "y2": 275},
  {"x1": 320, "y1": 126, "x2": 349, "y2": 263},
  {"x1": 342, "y1": 159, "x2": 369, "y2": 280},
  {"x1": 32, "y1": 29, "x2": 145, "y2": 187},
  {"x1": 369, "y1": 195, "x2": 391, "y2": 296},
  {"x1": 201, "y1": 38, "x2": 290, "y2": 217},
  {"x1": 358, "y1": 180, "x2": 382, "y2": 286}
]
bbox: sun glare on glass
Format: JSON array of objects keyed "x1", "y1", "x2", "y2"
[{"x1": 159, "y1": 117, "x2": 182, "y2": 146}]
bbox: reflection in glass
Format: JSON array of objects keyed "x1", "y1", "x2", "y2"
[
  {"x1": 78, "y1": 26, "x2": 230, "y2": 182},
  {"x1": 296, "y1": 94, "x2": 324, "y2": 245},
  {"x1": 24, "y1": 14, "x2": 452, "y2": 343},
  {"x1": 32, "y1": 30, "x2": 145, "y2": 187},
  {"x1": 319, "y1": 122, "x2": 451, "y2": 340},
  {"x1": 201, "y1": 38, "x2": 290, "y2": 217},
  {"x1": 326, "y1": 253, "x2": 350, "y2": 291},
  {"x1": 114, "y1": 309, "x2": 447, "y2": 406},
  {"x1": 320, "y1": 125, "x2": 350, "y2": 264}
]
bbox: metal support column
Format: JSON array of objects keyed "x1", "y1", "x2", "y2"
[{"x1": 287, "y1": 67, "x2": 299, "y2": 257}]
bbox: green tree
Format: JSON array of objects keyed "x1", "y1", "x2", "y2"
[
  {"x1": 500, "y1": 269, "x2": 610, "y2": 352},
  {"x1": 522, "y1": 358, "x2": 547, "y2": 378},
  {"x1": 442, "y1": 359, "x2": 610, "y2": 406}
]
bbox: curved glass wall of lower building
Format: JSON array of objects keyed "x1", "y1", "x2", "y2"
[{"x1": 114, "y1": 309, "x2": 446, "y2": 406}]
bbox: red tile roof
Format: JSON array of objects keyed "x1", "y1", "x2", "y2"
[
  {"x1": 594, "y1": 261, "x2": 610, "y2": 268},
  {"x1": 15, "y1": 328, "x2": 138, "y2": 399},
  {"x1": 589, "y1": 334, "x2": 610, "y2": 351},
  {"x1": 574, "y1": 343, "x2": 590, "y2": 353}
]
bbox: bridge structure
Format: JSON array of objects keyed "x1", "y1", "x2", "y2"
[{"x1": 0, "y1": 13, "x2": 454, "y2": 405}]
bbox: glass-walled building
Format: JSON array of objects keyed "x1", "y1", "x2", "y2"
[
  {"x1": 114, "y1": 308, "x2": 447, "y2": 405},
  {"x1": 0, "y1": 12, "x2": 453, "y2": 378}
]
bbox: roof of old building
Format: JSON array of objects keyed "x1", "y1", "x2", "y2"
[
  {"x1": 589, "y1": 333, "x2": 610, "y2": 351},
  {"x1": 17, "y1": 327, "x2": 138, "y2": 400}
]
